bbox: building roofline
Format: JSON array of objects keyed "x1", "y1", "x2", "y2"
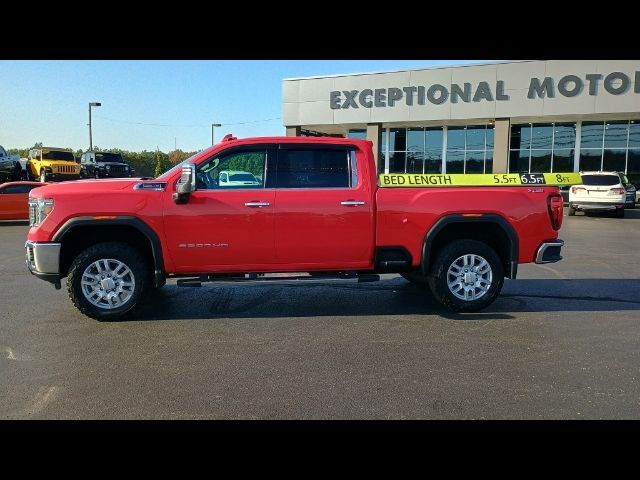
[{"x1": 283, "y1": 60, "x2": 540, "y2": 81}]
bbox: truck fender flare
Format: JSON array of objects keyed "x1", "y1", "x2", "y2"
[
  {"x1": 53, "y1": 216, "x2": 166, "y2": 288},
  {"x1": 421, "y1": 214, "x2": 519, "y2": 279}
]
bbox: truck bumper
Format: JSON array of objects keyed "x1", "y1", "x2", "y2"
[
  {"x1": 535, "y1": 239, "x2": 564, "y2": 264},
  {"x1": 25, "y1": 241, "x2": 61, "y2": 288},
  {"x1": 570, "y1": 201, "x2": 624, "y2": 211}
]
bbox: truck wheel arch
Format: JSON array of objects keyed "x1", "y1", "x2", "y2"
[
  {"x1": 53, "y1": 216, "x2": 166, "y2": 288},
  {"x1": 421, "y1": 214, "x2": 519, "y2": 280}
]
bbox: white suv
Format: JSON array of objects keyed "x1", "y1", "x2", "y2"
[{"x1": 568, "y1": 171, "x2": 627, "y2": 218}]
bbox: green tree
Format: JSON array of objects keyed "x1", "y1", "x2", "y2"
[{"x1": 153, "y1": 148, "x2": 165, "y2": 177}]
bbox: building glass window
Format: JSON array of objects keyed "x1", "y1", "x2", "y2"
[
  {"x1": 445, "y1": 125, "x2": 494, "y2": 174},
  {"x1": 627, "y1": 149, "x2": 640, "y2": 186},
  {"x1": 446, "y1": 151, "x2": 465, "y2": 174},
  {"x1": 578, "y1": 120, "x2": 640, "y2": 176},
  {"x1": 509, "y1": 150, "x2": 530, "y2": 173},
  {"x1": 510, "y1": 122, "x2": 577, "y2": 173},
  {"x1": 384, "y1": 125, "x2": 492, "y2": 174},
  {"x1": 347, "y1": 129, "x2": 367, "y2": 140}
]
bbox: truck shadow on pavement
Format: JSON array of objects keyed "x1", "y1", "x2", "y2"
[{"x1": 128, "y1": 277, "x2": 640, "y2": 322}]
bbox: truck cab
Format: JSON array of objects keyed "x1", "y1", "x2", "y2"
[
  {"x1": 27, "y1": 147, "x2": 81, "y2": 183},
  {"x1": 80, "y1": 151, "x2": 135, "y2": 179}
]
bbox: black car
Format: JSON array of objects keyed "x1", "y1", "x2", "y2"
[
  {"x1": 0, "y1": 145, "x2": 22, "y2": 182},
  {"x1": 79, "y1": 151, "x2": 135, "y2": 179}
]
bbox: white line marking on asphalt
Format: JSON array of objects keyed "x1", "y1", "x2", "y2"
[
  {"x1": 21, "y1": 386, "x2": 60, "y2": 417},
  {"x1": 5, "y1": 347, "x2": 17, "y2": 360}
]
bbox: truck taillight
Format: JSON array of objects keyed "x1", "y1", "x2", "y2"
[{"x1": 548, "y1": 195, "x2": 563, "y2": 231}]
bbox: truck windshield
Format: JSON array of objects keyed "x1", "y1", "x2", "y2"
[
  {"x1": 155, "y1": 152, "x2": 200, "y2": 180},
  {"x1": 581, "y1": 175, "x2": 620, "y2": 186},
  {"x1": 95, "y1": 152, "x2": 125, "y2": 163},
  {"x1": 42, "y1": 150, "x2": 75, "y2": 161}
]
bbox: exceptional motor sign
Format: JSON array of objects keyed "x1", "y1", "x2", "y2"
[{"x1": 330, "y1": 72, "x2": 640, "y2": 110}]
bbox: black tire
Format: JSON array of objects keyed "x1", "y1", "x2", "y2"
[
  {"x1": 400, "y1": 270, "x2": 429, "y2": 285},
  {"x1": 427, "y1": 239, "x2": 504, "y2": 313},
  {"x1": 568, "y1": 206, "x2": 576, "y2": 216},
  {"x1": 67, "y1": 242, "x2": 149, "y2": 321},
  {"x1": 12, "y1": 164, "x2": 23, "y2": 181}
]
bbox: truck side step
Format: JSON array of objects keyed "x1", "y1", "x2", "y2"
[
  {"x1": 177, "y1": 276, "x2": 207, "y2": 287},
  {"x1": 175, "y1": 273, "x2": 380, "y2": 287}
]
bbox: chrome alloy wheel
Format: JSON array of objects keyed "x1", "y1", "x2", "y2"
[
  {"x1": 80, "y1": 259, "x2": 136, "y2": 309},
  {"x1": 446, "y1": 254, "x2": 492, "y2": 301}
]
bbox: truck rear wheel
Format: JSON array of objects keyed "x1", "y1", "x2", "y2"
[
  {"x1": 67, "y1": 242, "x2": 148, "y2": 321},
  {"x1": 427, "y1": 239, "x2": 504, "y2": 313}
]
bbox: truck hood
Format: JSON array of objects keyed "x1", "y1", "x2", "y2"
[{"x1": 29, "y1": 178, "x2": 143, "y2": 198}]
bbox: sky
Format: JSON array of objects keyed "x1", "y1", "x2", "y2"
[{"x1": 0, "y1": 60, "x2": 492, "y2": 153}]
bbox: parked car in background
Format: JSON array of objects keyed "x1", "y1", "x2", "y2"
[
  {"x1": 27, "y1": 147, "x2": 81, "y2": 183},
  {"x1": 559, "y1": 185, "x2": 570, "y2": 205},
  {"x1": 218, "y1": 170, "x2": 261, "y2": 187},
  {"x1": 0, "y1": 181, "x2": 43, "y2": 220},
  {"x1": 79, "y1": 151, "x2": 135, "y2": 179},
  {"x1": 619, "y1": 172, "x2": 636, "y2": 209},
  {"x1": 568, "y1": 171, "x2": 627, "y2": 218},
  {"x1": 0, "y1": 145, "x2": 23, "y2": 183}
]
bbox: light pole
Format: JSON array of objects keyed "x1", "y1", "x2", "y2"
[
  {"x1": 89, "y1": 102, "x2": 102, "y2": 151},
  {"x1": 212, "y1": 123, "x2": 221, "y2": 146}
]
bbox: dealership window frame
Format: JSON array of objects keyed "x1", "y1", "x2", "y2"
[
  {"x1": 508, "y1": 122, "x2": 577, "y2": 174},
  {"x1": 577, "y1": 120, "x2": 640, "y2": 178},
  {"x1": 376, "y1": 124, "x2": 495, "y2": 174}
]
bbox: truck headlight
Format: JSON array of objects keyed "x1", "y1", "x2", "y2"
[{"x1": 28, "y1": 198, "x2": 54, "y2": 227}]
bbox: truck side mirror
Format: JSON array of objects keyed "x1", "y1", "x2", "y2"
[{"x1": 173, "y1": 163, "x2": 196, "y2": 204}]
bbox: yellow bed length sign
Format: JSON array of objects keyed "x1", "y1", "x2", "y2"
[{"x1": 378, "y1": 172, "x2": 582, "y2": 187}]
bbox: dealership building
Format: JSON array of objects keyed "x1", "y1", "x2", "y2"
[{"x1": 282, "y1": 60, "x2": 640, "y2": 185}]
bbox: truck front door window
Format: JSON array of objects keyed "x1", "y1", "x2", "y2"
[{"x1": 197, "y1": 150, "x2": 266, "y2": 190}]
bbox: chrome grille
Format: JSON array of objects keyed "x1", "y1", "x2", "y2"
[{"x1": 56, "y1": 165, "x2": 77, "y2": 174}]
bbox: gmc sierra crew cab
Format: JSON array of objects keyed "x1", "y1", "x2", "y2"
[{"x1": 25, "y1": 135, "x2": 566, "y2": 320}]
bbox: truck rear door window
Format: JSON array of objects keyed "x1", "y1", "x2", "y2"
[{"x1": 275, "y1": 149, "x2": 351, "y2": 189}]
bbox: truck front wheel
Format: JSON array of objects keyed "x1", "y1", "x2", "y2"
[
  {"x1": 67, "y1": 242, "x2": 148, "y2": 321},
  {"x1": 427, "y1": 239, "x2": 504, "y2": 313}
]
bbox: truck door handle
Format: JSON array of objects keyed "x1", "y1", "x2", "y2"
[
  {"x1": 340, "y1": 200, "x2": 366, "y2": 207},
  {"x1": 244, "y1": 201, "x2": 271, "y2": 208}
]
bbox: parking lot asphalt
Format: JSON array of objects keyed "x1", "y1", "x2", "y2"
[{"x1": 2, "y1": 208, "x2": 640, "y2": 419}]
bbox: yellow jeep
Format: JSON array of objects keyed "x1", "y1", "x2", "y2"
[{"x1": 28, "y1": 147, "x2": 81, "y2": 183}]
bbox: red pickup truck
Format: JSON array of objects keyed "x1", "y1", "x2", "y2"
[{"x1": 25, "y1": 135, "x2": 565, "y2": 320}]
